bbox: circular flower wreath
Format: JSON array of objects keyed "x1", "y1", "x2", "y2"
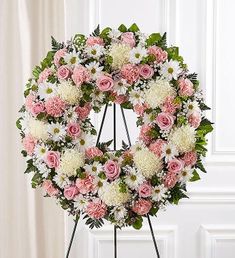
[{"x1": 17, "y1": 24, "x2": 213, "y2": 229}]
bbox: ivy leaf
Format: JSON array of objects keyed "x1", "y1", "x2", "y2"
[
  {"x1": 132, "y1": 216, "x2": 143, "y2": 230},
  {"x1": 197, "y1": 118, "x2": 213, "y2": 135},
  {"x1": 118, "y1": 24, "x2": 127, "y2": 32},
  {"x1": 21, "y1": 150, "x2": 27, "y2": 157},
  {"x1": 128, "y1": 23, "x2": 139, "y2": 32},
  {"x1": 149, "y1": 206, "x2": 159, "y2": 216},
  {"x1": 100, "y1": 27, "x2": 112, "y2": 39},
  {"x1": 190, "y1": 170, "x2": 201, "y2": 182},
  {"x1": 16, "y1": 118, "x2": 22, "y2": 130},
  {"x1": 146, "y1": 33, "x2": 161, "y2": 46},
  {"x1": 31, "y1": 173, "x2": 43, "y2": 188}
]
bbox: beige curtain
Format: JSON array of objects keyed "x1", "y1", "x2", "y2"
[{"x1": 0, "y1": 1, "x2": 66, "y2": 257}]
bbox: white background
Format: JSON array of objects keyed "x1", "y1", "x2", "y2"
[{"x1": 0, "y1": 0, "x2": 235, "y2": 258}]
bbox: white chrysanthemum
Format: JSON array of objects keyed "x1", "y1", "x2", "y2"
[
  {"x1": 54, "y1": 173, "x2": 70, "y2": 188},
  {"x1": 145, "y1": 79, "x2": 176, "y2": 108},
  {"x1": 29, "y1": 119, "x2": 48, "y2": 140},
  {"x1": 99, "y1": 180, "x2": 131, "y2": 206},
  {"x1": 162, "y1": 143, "x2": 179, "y2": 162},
  {"x1": 48, "y1": 122, "x2": 66, "y2": 141},
  {"x1": 129, "y1": 46, "x2": 147, "y2": 64},
  {"x1": 160, "y1": 60, "x2": 182, "y2": 80},
  {"x1": 133, "y1": 148, "x2": 162, "y2": 178},
  {"x1": 59, "y1": 149, "x2": 85, "y2": 177},
  {"x1": 109, "y1": 43, "x2": 131, "y2": 69},
  {"x1": 57, "y1": 81, "x2": 81, "y2": 105},
  {"x1": 178, "y1": 166, "x2": 193, "y2": 183},
  {"x1": 129, "y1": 89, "x2": 145, "y2": 105},
  {"x1": 86, "y1": 62, "x2": 103, "y2": 80},
  {"x1": 124, "y1": 166, "x2": 145, "y2": 190},
  {"x1": 152, "y1": 184, "x2": 168, "y2": 202},
  {"x1": 169, "y1": 125, "x2": 196, "y2": 153},
  {"x1": 37, "y1": 82, "x2": 57, "y2": 100}
]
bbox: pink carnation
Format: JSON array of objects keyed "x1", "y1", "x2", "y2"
[
  {"x1": 132, "y1": 199, "x2": 152, "y2": 215},
  {"x1": 86, "y1": 199, "x2": 107, "y2": 219},
  {"x1": 57, "y1": 65, "x2": 71, "y2": 80},
  {"x1": 42, "y1": 180, "x2": 59, "y2": 197},
  {"x1": 149, "y1": 139, "x2": 166, "y2": 157},
  {"x1": 45, "y1": 96, "x2": 65, "y2": 117},
  {"x1": 121, "y1": 32, "x2": 136, "y2": 47},
  {"x1": 76, "y1": 174, "x2": 95, "y2": 194},
  {"x1": 138, "y1": 182, "x2": 152, "y2": 198},
  {"x1": 133, "y1": 103, "x2": 148, "y2": 116},
  {"x1": 182, "y1": 151, "x2": 197, "y2": 166},
  {"x1": 161, "y1": 96, "x2": 179, "y2": 114},
  {"x1": 22, "y1": 134, "x2": 37, "y2": 156},
  {"x1": 139, "y1": 124, "x2": 152, "y2": 144},
  {"x1": 38, "y1": 68, "x2": 52, "y2": 83},
  {"x1": 111, "y1": 93, "x2": 128, "y2": 104},
  {"x1": 139, "y1": 64, "x2": 154, "y2": 79},
  {"x1": 86, "y1": 36, "x2": 104, "y2": 46},
  {"x1": 167, "y1": 158, "x2": 184, "y2": 174},
  {"x1": 104, "y1": 160, "x2": 120, "y2": 180},
  {"x1": 25, "y1": 94, "x2": 36, "y2": 111},
  {"x1": 96, "y1": 74, "x2": 114, "y2": 91},
  {"x1": 164, "y1": 171, "x2": 178, "y2": 188},
  {"x1": 64, "y1": 185, "x2": 79, "y2": 200},
  {"x1": 178, "y1": 78, "x2": 194, "y2": 97},
  {"x1": 148, "y1": 46, "x2": 168, "y2": 63},
  {"x1": 72, "y1": 65, "x2": 91, "y2": 86},
  {"x1": 85, "y1": 147, "x2": 103, "y2": 159},
  {"x1": 188, "y1": 112, "x2": 201, "y2": 128},
  {"x1": 54, "y1": 48, "x2": 67, "y2": 67},
  {"x1": 31, "y1": 101, "x2": 45, "y2": 116},
  {"x1": 44, "y1": 151, "x2": 60, "y2": 168},
  {"x1": 75, "y1": 103, "x2": 91, "y2": 120},
  {"x1": 121, "y1": 64, "x2": 139, "y2": 84},
  {"x1": 67, "y1": 122, "x2": 81, "y2": 138}
]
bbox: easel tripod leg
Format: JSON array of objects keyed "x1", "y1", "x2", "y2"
[{"x1": 147, "y1": 215, "x2": 161, "y2": 258}]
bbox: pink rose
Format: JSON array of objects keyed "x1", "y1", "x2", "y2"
[
  {"x1": 104, "y1": 160, "x2": 120, "y2": 180},
  {"x1": 139, "y1": 64, "x2": 154, "y2": 79},
  {"x1": 57, "y1": 65, "x2": 71, "y2": 80},
  {"x1": 42, "y1": 180, "x2": 59, "y2": 197},
  {"x1": 148, "y1": 46, "x2": 168, "y2": 63},
  {"x1": 22, "y1": 134, "x2": 37, "y2": 155},
  {"x1": 164, "y1": 171, "x2": 178, "y2": 188},
  {"x1": 156, "y1": 112, "x2": 175, "y2": 130},
  {"x1": 149, "y1": 139, "x2": 166, "y2": 157},
  {"x1": 67, "y1": 122, "x2": 81, "y2": 138},
  {"x1": 54, "y1": 48, "x2": 67, "y2": 67},
  {"x1": 139, "y1": 124, "x2": 152, "y2": 144},
  {"x1": 76, "y1": 175, "x2": 95, "y2": 194},
  {"x1": 31, "y1": 101, "x2": 45, "y2": 116},
  {"x1": 45, "y1": 96, "x2": 65, "y2": 117},
  {"x1": 182, "y1": 151, "x2": 197, "y2": 166},
  {"x1": 111, "y1": 93, "x2": 128, "y2": 104},
  {"x1": 120, "y1": 64, "x2": 139, "y2": 84},
  {"x1": 96, "y1": 74, "x2": 114, "y2": 91},
  {"x1": 25, "y1": 94, "x2": 36, "y2": 111},
  {"x1": 133, "y1": 103, "x2": 148, "y2": 116},
  {"x1": 167, "y1": 158, "x2": 184, "y2": 174},
  {"x1": 85, "y1": 147, "x2": 103, "y2": 159},
  {"x1": 64, "y1": 185, "x2": 79, "y2": 200},
  {"x1": 188, "y1": 112, "x2": 201, "y2": 128},
  {"x1": 121, "y1": 32, "x2": 136, "y2": 47},
  {"x1": 86, "y1": 36, "x2": 104, "y2": 46},
  {"x1": 161, "y1": 96, "x2": 179, "y2": 114},
  {"x1": 72, "y1": 65, "x2": 91, "y2": 86},
  {"x1": 86, "y1": 199, "x2": 107, "y2": 219},
  {"x1": 44, "y1": 151, "x2": 60, "y2": 168},
  {"x1": 138, "y1": 182, "x2": 152, "y2": 198},
  {"x1": 178, "y1": 78, "x2": 194, "y2": 97},
  {"x1": 75, "y1": 103, "x2": 91, "y2": 120},
  {"x1": 38, "y1": 68, "x2": 52, "y2": 83},
  {"x1": 132, "y1": 199, "x2": 152, "y2": 215}
]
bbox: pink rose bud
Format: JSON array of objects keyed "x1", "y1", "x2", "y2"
[
  {"x1": 44, "y1": 151, "x2": 60, "y2": 168},
  {"x1": 85, "y1": 147, "x2": 103, "y2": 159},
  {"x1": 156, "y1": 112, "x2": 175, "y2": 130},
  {"x1": 182, "y1": 151, "x2": 197, "y2": 166},
  {"x1": 54, "y1": 48, "x2": 67, "y2": 67},
  {"x1": 139, "y1": 64, "x2": 154, "y2": 79},
  {"x1": 167, "y1": 158, "x2": 184, "y2": 174},
  {"x1": 22, "y1": 134, "x2": 37, "y2": 156},
  {"x1": 86, "y1": 199, "x2": 107, "y2": 219},
  {"x1": 104, "y1": 160, "x2": 120, "y2": 180},
  {"x1": 132, "y1": 199, "x2": 152, "y2": 215},
  {"x1": 42, "y1": 180, "x2": 59, "y2": 197},
  {"x1": 38, "y1": 68, "x2": 52, "y2": 83},
  {"x1": 64, "y1": 185, "x2": 79, "y2": 200},
  {"x1": 96, "y1": 74, "x2": 114, "y2": 91},
  {"x1": 188, "y1": 112, "x2": 201, "y2": 128},
  {"x1": 138, "y1": 182, "x2": 152, "y2": 198},
  {"x1": 178, "y1": 78, "x2": 194, "y2": 97},
  {"x1": 57, "y1": 65, "x2": 71, "y2": 80},
  {"x1": 72, "y1": 64, "x2": 91, "y2": 86},
  {"x1": 120, "y1": 64, "x2": 139, "y2": 84},
  {"x1": 121, "y1": 32, "x2": 136, "y2": 47},
  {"x1": 67, "y1": 122, "x2": 81, "y2": 138},
  {"x1": 164, "y1": 171, "x2": 178, "y2": 188},
  {"x1": 31, "y1": 101, "x2": 45, "y2": 116}
]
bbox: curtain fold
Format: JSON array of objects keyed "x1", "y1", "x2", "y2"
[{"x1": 0, "y1": 1, "x2": 66, "y2": 257}]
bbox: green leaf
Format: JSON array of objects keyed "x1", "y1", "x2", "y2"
[
  {"x1": 51, "y1": 36, "x2": 64, "y2": 52},
  {"x1": 121, "y1": 101, "x2": 133, "y2": 109},
  {"x1": 100, "y1": 27, "x2": 112, "y2": 39},
  {"x1": 146, "y1": 33, "x2": 161, "y2": 46},
  {"x1": 197, "y1": 118, "x2": 213, "y2": 135},
  {"x1": 21, "y1": 150, "x2": 27, "y2": 157},
  {"x1": 149, "y1": 206, "x2": 159, "y2": 216},
  {"x1": 122, "y1": 140, "x2": 129, "y2": 150},
  {"x1": 32, "y1": 65, "x2": 42, "y2": 79},
  {"x1": 196, "y1": 161, "x2": 207, "y2": 173},
  {"x1": 128, "y1": 23, "x2": 139, "y2": 32},
  {"x1": 16, "y1": 118, "x2": 22, "y2": 130},
  {"x1": 200, "y1": 102, "x2": 211, "y2": 111},
  {"x1": 132, "y1": 216, "x2": 143, "y2": 230},
  {"x1": 41, "y1": 51, "x2": 54, "y2": 69},
  {"x1": 118, "y1": 24, "x2": 128, "y2": 32},
  {"x1": 158, "y1": 32, "x2": 167, "y2": 49},
  {"x1": 92, "y1": 25, "x2": 100, "y2": 36},
  {"x1": 73, "y1": 34, "x2": 86, "y2": 47},
  {"x1": 190, "y1": 170, "x2": 201, "y2": 182},
  {"x1": 31, "y1": 173, "x2": 43, "y2": 188}
]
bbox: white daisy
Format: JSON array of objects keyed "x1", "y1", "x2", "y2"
[
  {"x1": 34, "y1": 143, "x2": 48, "y2": 159},
  {"x1": 162, "y1": 143, "x2": 179, "y2": 162},
  {"x1": 113, "y1": 79, "x2": 129, "y2": 95},
  {"x1": 84, "y1": 161, "x2": 103, "y2": 175},
  {"x1": 85, "y1": 45, "x2": 105, "y2": 59},
  {"x1": 91, "y1": 90, "x2": 105, "y2": 103},
  {"x1": 37, "y1": 82, "x2": 57, "y2": 100},
  {"x1": 152, "y1": 184, "x2": 168, "y2": 202},
  {"x1": 124, "y1": 166, "x2": 145, "y2": 190},
  {"x1": 21, "y1": 112, "x2": 32, "y2": 133},
  {"x1": 178, "y1": 167, "x2": 193, "y2": 183},
  {"x1": 63, "y1": 106, "x2": 78, "y2": 123},
  {"x1": 48, "y1": 122, "x2": 66, "y2": 141},
  {"x1": 86, "y1": 62, "x2": 103, "y2": 80},
  {"x1": 35, "y1": 161, "x2": 50, "y2": 178},
  {"x1": 160, "y1": 60, "x2": 182, "y2": 80},
  {"x1": 184, "y1": 100, "x2": 201, "y2": 116},
  {"x1": 74, "y1": 194, "x2": 88, "y2": 211},
  {"x1": 129, "y1": 46, "x2": 147, "y2": 64},
  {"x1": 75, "y1": 132, "x2": 94, "y2": 152},
  {"x1": 129, "y1": 89, "x2": 145, "y2": 105},
  {"x1": 53, "y1": 173, "x2": 70, "y2": 189},
  {"x1": 112, "y1": 206, "x2": 127, "y2": 221},
  {"x1": 108, "y1": 29, "x2": 121, "y2": 39},
  {"x1": 64, "y1": 51, "x2": 80, "y2": 66}
]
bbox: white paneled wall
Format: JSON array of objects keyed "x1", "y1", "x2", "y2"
[{"x1": 62, "y1": 1, "x2": 235, "y2": 257}]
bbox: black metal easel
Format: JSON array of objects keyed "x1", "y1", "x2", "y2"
[{"x1": 66, "y1": 103, "x2": 161, "y2": 258}]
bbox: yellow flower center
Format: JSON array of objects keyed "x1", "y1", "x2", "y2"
[
  {"x1": 46, "y1": 88, "x2": 53, "y2": 94},
  {"x1": 70, "y1": 57, "x2": 76, "y2": 64},
  {"x1": 54, "y1": 128, "x2": 60, "y2": 134},
  {"x1": 168, "y1": 67, "x2": 174, "y2": 74}
]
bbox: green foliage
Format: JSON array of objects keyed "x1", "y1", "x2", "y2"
[
  {"x1": 51, "y1": 36, "x2": 64, "y2": 52},
  {"x1": 100, "y1": 27, "x2": 112, "y2": 40},
  {"x1": 84, "y1": 215, "x2": 104, "y2": 229},
  {"x1": 119, "y1": 181, "x2": 127, "y2": 193},
  {"x1": 32, "y1": 66, "x2": 42, "y2": 80},
  {"x1": 149, "y1": 206, "x2": 159, "y2": 216},
  {"x1": 190, "y1": 170, "x2": 201, "y2": 182},
  {"x1": 92, "y1": 25, "x2": 100, "y2": 36},
  {"x1": 196, "y1": 160, "x2": 207, "y2": 173},
  {"x1": 169, "y1": 184, "x2": 189, "y2": 205},
  {"x1": 146, "y1": 33, "x2": 161, "y2": 46},
  {"x1": 16, "y1": 118, "x2": 22, "y2": 130},
  {"x1": 73, "y1": 34, "x2": 86, "y2": 47},
  {"x1": 121, "y1": 101, "x2": 133, "y2": 109},
  {"x1": 118, "y1": 24, "x2": 128, "y2": 32},
  {"x1": 128, "y1": 23, "x2": 140, "y2": 32},
  {"x1": 200, "y1": 102, "x2": 211, "y2": 111},
  {"x1": 132, "y1": 215, "x2": 143, "y2": 230},
  {"x1": 122, "y1": 140, "x2": 129, "y2": 150},
  {"x1": 96, "y1": 139, "x2": 113, "y2": 152},
  {"x1": 41, "y1": 51, "x2": 54, "y2": 70},
  {"x1": 157, "y1": 32, "x2": 167, "y2": 49},
  {"x1": 31, "y1": 172, "x2": 43, "y2": 188},
  {"x1": 197, "y1": 118, "x2": 213, "y2": 135}
]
